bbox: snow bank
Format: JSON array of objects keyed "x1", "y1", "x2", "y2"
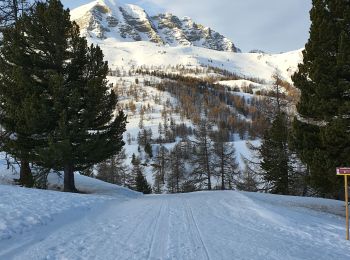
[
  {"x1": 48, "y1": 173, "x2": 141, "y2": 198},
  {"x1": 0, "y1": 184, "x2": 109, "y2": 240},
  {"x1": 243, "y1": 191, "x2": 345, "y2": 217}
]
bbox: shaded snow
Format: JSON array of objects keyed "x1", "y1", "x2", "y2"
[{"x1": 0, "y1": 187, "x2": 350, "y2": 259}]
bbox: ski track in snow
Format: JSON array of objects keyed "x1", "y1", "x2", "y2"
[{"x1": 1, "y1": 190, "x2": 350, "y2": 260}]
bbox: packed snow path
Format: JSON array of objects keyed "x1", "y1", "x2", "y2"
[{"x1": 1, "y1": 189, "x2": 350, "y2": 260}]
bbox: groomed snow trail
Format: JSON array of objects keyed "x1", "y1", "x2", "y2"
[{"x1": 1, "y1": 190, "x2": 350, "y2": 260}]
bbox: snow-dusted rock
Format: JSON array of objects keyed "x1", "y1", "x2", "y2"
[{"x1": 71, "y1": 0, "x2": 240, "y2": 52}]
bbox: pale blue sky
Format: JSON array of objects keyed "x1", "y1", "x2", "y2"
[{"x1": 61, "y1": 0, "x2": 312, "y2": 53}]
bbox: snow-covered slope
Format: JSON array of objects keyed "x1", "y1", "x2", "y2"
[
  {"x1": 71, "y1": 0, "x2": 240, "y2": 52},
  {"x1": 94, "y1": 40, "x2": 302, "y2": 83},
  {"x1": 1, "y1": 186, "x2": 350, "y2": 259},
  {"x1": 70, "y1": 0, "x2": 303, "y2": 85}
]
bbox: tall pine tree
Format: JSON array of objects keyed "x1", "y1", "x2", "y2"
[
  {"x1": 42, "y1": 1, "x2": 126, "y2": 192},
  {"x1": 260, "y1": 113, "x2": 290, "y2": 194},
  {"x1": 292, "y1": 0, "x2": 350, "y2": 198},
  {"x1": 152, "y1": 144, "x2": 168, "y2": 193},
  {"x1": 0, "y1": 0, "x2": 127, "y2": 192},
  {"x1": 167, "y1": 143, "x2": 185, "y2": 193},
  {"x1": 212, "y1": 129, "x2": 239, "y2": 190},
  {"x1": 191, "y1": 119, "x2": 213, "y2": 190},
  {"x1": 0, "y1": 0, "x2": 53, "y2": 187},
  {"x1": 130, "y1": 156, "x2": 151, "y2": 194},
  {"x1": 0, "y1": 0, "x2": 31, "y2": 186}
]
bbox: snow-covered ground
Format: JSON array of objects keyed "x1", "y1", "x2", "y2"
[
  {"x1": 0, "y1": 184, "x2": 350, "y2": 260},
  {"x1": 98, "y1": 40, "x2": 302, "y2": 84},
  {"x1": 217, "y1": 79, "x2": 274, "y2": 94}
]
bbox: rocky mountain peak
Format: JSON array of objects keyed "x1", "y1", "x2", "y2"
[{"x1": 71, "y1": 0, "x2": 240, "y2": 52}]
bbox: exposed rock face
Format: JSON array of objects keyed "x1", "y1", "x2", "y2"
[
  {"x1": 73, "y1": 3, "x2": 112, "y2": 39},
  {"x1": 152, "y1": 13, "x2": 240, "y2": 52},
  {"x1": 71, "y1": 0, "x2": 240, "y2": 52},
  {"x1": 119, "y1": 6, "x2": 163, "y2": 43}
]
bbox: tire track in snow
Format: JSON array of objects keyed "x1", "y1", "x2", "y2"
[
  {"x1": 111, "y1": 199, "x2": 166, "y2": 260},
  {"x1": 122, "y1": 201, "x2": 157, "y2": 245},
  {"x1": 147, "y1": 200, "x2": 167, "y2": 260},
  {"x1": 185, "y1": 199, "x2": 211, "y2": 260}
]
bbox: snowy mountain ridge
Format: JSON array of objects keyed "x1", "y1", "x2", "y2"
[
  {"x1": 70, "y1": 0, "x2": 303, "y2": 85},
  {"x1": 71, "y1": 0, "x2": 240, "y2": 52}
]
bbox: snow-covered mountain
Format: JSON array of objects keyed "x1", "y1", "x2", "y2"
[
  {"x1": 71, "y1": 0, "x2": 303, "y2": 85},
  {"x1": 71, "y1": 0, "x2": 240, "y2": 52}
]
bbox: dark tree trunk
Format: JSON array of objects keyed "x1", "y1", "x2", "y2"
[
  {"x1": 205, "y1": 143, "x2": 211, "y2": 190},
  {"x1": 176, "y1": 173, "x2": 179, "y2": 193},
  {"x1": 64, "y1": 164, "x2": 78, "y2": 192},
  {"x1": 19, "y1": 160, "x2": 33, "y2": 187},
  {"x1": 207, "y1": 174, "x2": 212, "y2": 190},
  {"x1": 221, "y1": 148, "x2": 225, "y2": 190},
  {"x1": 221, "y1": 172, "x2": 225, "y2": 190},
  {"x1": 13, "y1": 0, "x2": 18, "y2": 22}
]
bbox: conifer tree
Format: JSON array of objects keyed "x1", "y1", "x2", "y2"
[
  {"x1": 167, "y1": 143, "x2": 185, "y2": 193},
  {"x1": 0, "y1": 0, "x2": 127, "y2": 192},
  {"x1": 191, "y1": 119, "x2": 213, "y2": 190},
  {"x1": 292, "y1": 0, "x2": 350, "y2": 198},
  {"x1": 0, "y1": 0, "x2": 53, "y2": 187},
  {"x1": 245, "y1": 70, "x2": 305, "y2": 195},
  {"x1": 152, "y1": 144, "x2": 168, "y2": 193},
  {"x1": 130, "y1": 156, "x2": 151, "y2": 194},
  {"x1": 144, "y1": 143, "x2": 153, "y2": 158},
  {"x1": 260, "y1": 113, "x2": 290, "y2": 194},
  {"x1": 135, "y1": 171, "x2": 152, "y2": 194},
  {"x1": 212, "y1": 130, "x2": 239, "y2": 190},
  {"x1": 0, "y1": 0, "x2": 30, "y2": 186},
  {"x1": 46, "y1": 40, "x2": 126, "y2": 191}
]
